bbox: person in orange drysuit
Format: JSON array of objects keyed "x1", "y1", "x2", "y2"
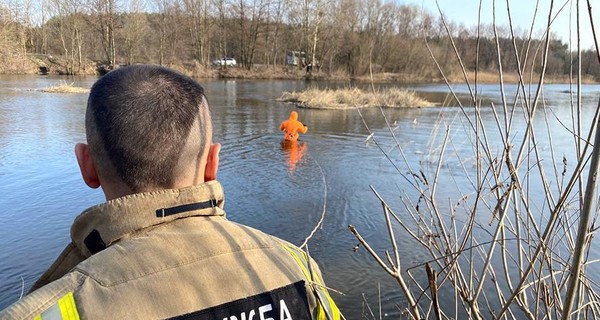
[{"x1": 279, "y1": 111, "x2": 308, "y2": 141}]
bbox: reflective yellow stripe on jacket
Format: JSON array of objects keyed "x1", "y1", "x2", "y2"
[
  {"x1": 281, "y1": 243, "x2": 340, "y2": 320},
  {"x1": 33, "y1": 292, "x2": 80, "y2": 320}
]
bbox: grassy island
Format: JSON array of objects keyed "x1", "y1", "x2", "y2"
[
  {"x1": 40, "y1": 83, "x2": 90, "y2": 93},
  {"x1": 278, "y1": 87, "x2": 431, "y2": 109}
]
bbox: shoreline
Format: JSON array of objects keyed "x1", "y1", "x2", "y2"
[
  {"x1": 137, "y1": 68, "x2": 600, "y2": 85},
  {"x1": 3, "y1": 57, "x2": 597, "y2": 85}
]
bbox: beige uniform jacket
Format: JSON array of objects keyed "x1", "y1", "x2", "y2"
[{"x1": 0, "y1": 181, "x2": 339, "y2": 320}]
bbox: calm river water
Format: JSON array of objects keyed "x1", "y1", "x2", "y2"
[{"x1": 1, "y1": 75, "x2": 599, "y2": 318}]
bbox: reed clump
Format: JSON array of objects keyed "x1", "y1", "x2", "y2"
[
  {"x1": 40, "y1": 82, "x2": 89, "y2": 93},
  {"x1": 278, "y1": 87, "x2": 431, "y2": 109}
]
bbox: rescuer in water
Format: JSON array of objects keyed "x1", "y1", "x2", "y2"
[
  {"x1": 0, "y1": 65, "x2": 340, "y2": 320},
  {"x1": 280, "y1": 111, "x2": 308, "y2": 141}
]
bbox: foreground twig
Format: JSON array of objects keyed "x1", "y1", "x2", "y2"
[
  {"x1": 562, "y1": 1, "x2": 600, "y2": 317},
  {"x1": 348, "y1": 224, "x2": 421, "y2": 319}
]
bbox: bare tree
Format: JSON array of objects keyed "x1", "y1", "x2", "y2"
[
  {"x1": 0, "y1": 4, "x2": 19, "y2": 70},
  {"x1": 233, "y1": 0, "x2": 267, "y2": 69},
  {"x1": 121, "y1": 0, "x2": 147, "y2": 65},
  {"x1": 263, "y1": 0, "x2": 287, "y2": 67},
  {"x1": 45, "y1": 0, "x2": 85, "y2": 74},
  {"x1": 182, "y1": 0, "x2": 211, "y2": 64},
  {"x1": 1, "y1": 0, "x2": 34, "y2": 72},
  {"x1": 149, "y1": 0, "x2": 183, "y2": 66},
  {"x1": 87, "y1": 0, "x2": 118, "y2": 68}
]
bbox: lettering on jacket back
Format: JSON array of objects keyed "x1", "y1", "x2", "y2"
[{"x1": 168, "y1": 281, "x2": 311, "y2": 320}]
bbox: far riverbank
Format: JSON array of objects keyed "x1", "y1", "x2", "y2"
[
  {"x1": 205, "y1": 67, "x2": 599, "y2": 85},
  {"x1": 3, "y1": 56, "x2": 597, "y2": 85}
]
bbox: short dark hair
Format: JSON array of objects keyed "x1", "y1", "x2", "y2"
[{"x1": 86, "y1": 65, "x2": 211, "y2": 192}]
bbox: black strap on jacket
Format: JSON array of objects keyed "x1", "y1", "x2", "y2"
[{"x1": 156, "y1": 199, "x2": 217, "y2": 218}]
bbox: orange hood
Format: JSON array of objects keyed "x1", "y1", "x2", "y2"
[{"x1": 289, "y1": 111, "x2": 298, "y2": 120}]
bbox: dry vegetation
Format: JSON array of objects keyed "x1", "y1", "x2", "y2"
[
  {"x1": 39, "y1": 82, "x2": 89, "y2": 93},
  {"x1": 278, "y1": 88, "x2": 431, "y2": 109},
  {"x1": 348, "y1": 0, "x2": 600, "y2": 318}
]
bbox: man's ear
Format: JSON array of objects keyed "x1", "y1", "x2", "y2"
[
  {"x1": 204, "y1": 143, "x2": 221, "y2": 182},
  {"x1": 75, "y1": 143, "x2": 101, "y2": 189}
]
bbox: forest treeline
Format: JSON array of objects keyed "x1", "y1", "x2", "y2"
[{"x1": 0, "y1": 0, "x2": 599, "y2": 80}]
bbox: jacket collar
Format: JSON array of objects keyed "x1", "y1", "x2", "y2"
[{"x1": 71, "y1": 180, "x2": 225, "y2": 257}]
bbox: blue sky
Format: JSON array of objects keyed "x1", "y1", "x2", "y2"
[{"x1": 404, "y1": 0, "x2": 599, "y2": 50}]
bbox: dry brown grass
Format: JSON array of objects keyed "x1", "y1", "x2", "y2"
[
  {"x1": 170, "y1": 61, "x2": 218, "y2": 78},
  {"x1": 278, "y1": 87, "x2": 431, "y2": 109},
  {"x1": 40, "y1": 82, "x2": 89, "y2": 93}
]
